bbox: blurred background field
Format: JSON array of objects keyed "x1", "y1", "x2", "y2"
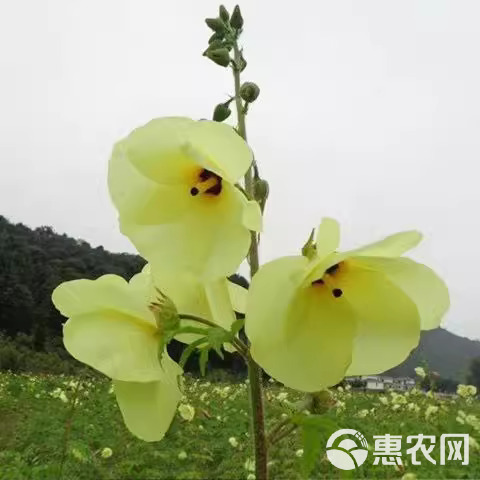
[{"x1": 0, "y1": 371, "x2": 479, "y2": 479}]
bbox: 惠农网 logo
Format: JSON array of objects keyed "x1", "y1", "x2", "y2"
[{"x1": 326, "y1": 428, "x2": 369, "y2": 470}]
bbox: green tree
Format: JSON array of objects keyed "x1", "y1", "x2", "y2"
[{"x1": 467, "y1": 357, "x2": 480, "y2": 388}]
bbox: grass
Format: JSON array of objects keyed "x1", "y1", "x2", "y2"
[{"x1": 0, "y1": 371, "x2": 478, "y2": 479}]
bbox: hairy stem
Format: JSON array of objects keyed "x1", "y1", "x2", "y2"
[{"x1": 232, "y1": 40, "x2": 268, "y2": 480}]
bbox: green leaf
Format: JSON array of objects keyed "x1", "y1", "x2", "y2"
[
  {"x1": 230, "y1": 318, "x2": 244, "y2": 336},
  {"x1": 292, "y1": 413, "x2": 338, "y2": 431},
  {"x1": 292, "y1": 414, "x2": 339, "y2": 477},
  {"x1": 301, "y1": 424, "x2": 323, "y2": 477},
  {"x1": 199, "y1": 348, "x2": 209, "y2": 376},
  {"x1": 207, "y1": 327, "x2": 230, "y2": 351}
]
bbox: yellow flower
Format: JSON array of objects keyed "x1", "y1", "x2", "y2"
[
  {"x1": 245, "y1": 218, "x2": 449, "y2": 392},
  {"x1": 100, "y1": 448, "x2": 113, "y2": 459},
  {"x1": 276, "y1": 392, "x2": 288, "y2": 402},
  {"x1": 457, "y1": 384, "x2": 477, "y2": 398},
  {"x1": 414, "y1": 367, "x2": 426, "y2": 378},
  {"x1": 52, "y1": 273, "x2": 182, "y2": 442},
  {"x1": 108, "y1": 117, "x2": 262, "y2": 279},
  {"x1": 425, "y1": 405, "x2": 439, "y2": 419},
  {"x1": 469, "y1": 436, "x2": 480, "y2": 452},
  {"x1": 244, "y1": 458, "x2": 255, "y2": 472},
  {"x1": 407, "y1": 402, "x2": 420, "y2": 413},
  {"x1": 229, "y1": 437, "x2": 239, "y2": 448},
  {"x1": 178, "y1": 403, "x2": 195, "y2": 421},
  {"x1": 178, "y1": 450, "x2": 188, "y2": 460},
  {"x1": 133, "y1": 263, "x2": 247, "y2": 351}
]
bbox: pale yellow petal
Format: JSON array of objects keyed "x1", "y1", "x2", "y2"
[
  {"x1": 128, "y1": 264, "x2": 156, "y2": 308},
  {"x1": 205, "y1": 279, "x2": 237, "y2": 331},
  {"x1": 120, "y1": 117, "x2": 197, "y2": 185},
  {"x1": 108, "y1": 142, "x2": 191, "y2": 225},
  {"x1": 63, "y1": 310, "x2": 162, "y2": 382},
  {"x1": 347, "y1": 230, "x2": 422, "y2": 258},
  {"x1": 242, "y1": 200, "x2": 263, "y2": 232},
  {"x1": 187, "y1": 120, "x2": 252, "y2": 183},
  {"x1": 246, "y1": 256, "x2": 356, "y2": 392},
  {"x1": 335, "y1": 261, "x2": 421, "y2": 376},
  {"x1": 52, "y1": 275, "x2": 151, "y2": 322},
  {"x1": 122, "y1": 182, "x2": 251, "y2": 279},
  {"x1": 227, "y1": 281, "x2": 248, "y2": 313},
  {"x1": 113, "y1": 355, "x2": 182, "y2": 442},
  {"x1": 352, "y1": 256, "x2": 449, "y2": 330},
  {"x1": 150, "y1": 268, "x2": 211, "y2": 345},
  {"x1": 315, "y1": 217, "x2": 340, "y2": 259},
  {"x1": 246, "y1": 256, "x2": 308, "y2": 346}
]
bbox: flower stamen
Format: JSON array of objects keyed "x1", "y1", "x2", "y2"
[
  {"x1": 312, "y1": 264, "x2": 344, "y2": 298},
  {"x1": 190, "y1": 169, "x2": 223, "y2": 196}
]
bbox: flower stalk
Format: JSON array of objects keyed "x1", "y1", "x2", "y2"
[{"x1": 232, "y1": 37, "x2": 268, "y2": 480}]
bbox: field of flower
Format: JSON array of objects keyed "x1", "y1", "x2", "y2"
[{"x1": 0, "y1": 372, "x2": 479, "y2": 480}]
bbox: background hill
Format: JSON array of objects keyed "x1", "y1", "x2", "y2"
[
  {"x1": 385, "y1": 328, "x2": 480, "y2": 382},
  {"x1": 0, "y1": 215, "x2": 145, "y2": 345},
  {"x1": 0, "y1": 214, "x2": 479, "y2": 381}
]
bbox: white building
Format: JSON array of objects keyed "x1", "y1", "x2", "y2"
[{"x1": 346, "y1": 375, "x2": 415, "y2": 392}]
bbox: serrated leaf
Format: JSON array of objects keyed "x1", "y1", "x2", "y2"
[{"x1": 199, "y1": 348, "x2": 209, "y2": 376}]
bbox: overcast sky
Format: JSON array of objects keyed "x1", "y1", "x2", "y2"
[{"x1": 1, "y1": 0, "x2": 479, "y2": 339}]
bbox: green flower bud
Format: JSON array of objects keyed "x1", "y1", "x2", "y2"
[
  {"x1": 205, "y1": 17, "x2": 225, "y2": 33},
  {"x1": 219, "y1": 5, "x2": 230, "y2": 22},
  {"x1": 301, "y1": 229, "x2": 317, "y2": 259},
  {"x1": 202, "y1": 40, "x2": 224, "y2": 56},
  {"x1": 230, "y1": 5, "x2": 244, "y2": 30},
  {"x1": 213, "y1": 103, "x2": 231, "y2": 122},
  {"x1": 206, "y1": 48, "x2": 231, "y2": 67},
  {"x1": 239, "y1": 55, "x2": 247, "y2": 72},
  {"x1": 254, "y1": 178, "x2": 269, "y2": 211},
  {"x1": 150, "y1": 288, "x2": 180, "y2": 331},
  {"x1": 309, "y1": 391, "x2": 335, "y2": 414},
  {"x1": 240, "y1": 82, "x2": 260, "y2": 102},
  {"x1": 208, "y1": 32, "x2": 224, "y2": 44}
]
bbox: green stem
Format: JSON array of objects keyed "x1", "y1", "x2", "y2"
[
  {"x1": 179, "y1": 313, "x2": 218, "y2": 328},
  {"x1": 232, "y1": 40, "x2": 268, "y2": 480}
]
